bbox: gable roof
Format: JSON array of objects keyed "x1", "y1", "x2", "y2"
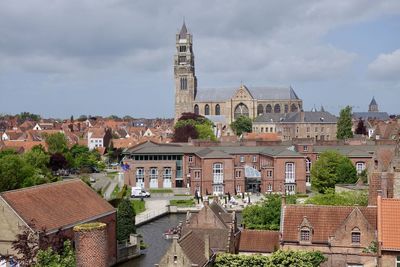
[
  {"x1": 0, "y1": 179, "x2": 115, "y2": 232},
  {"x1": 378, "y1": 197, "x2": 400, "y2": 251},
  {"x1": 239, "y1": 230, "x2": 279, "y2": 253},
  {"x1": 282, "y1": 205, "x2": 376, "y2": 243},
  {"x1": 178, "y1": 231, "x2": 211, "y2": 266}
]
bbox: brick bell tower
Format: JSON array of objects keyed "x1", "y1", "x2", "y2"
[{"x1": 174, "y1": 21, "x2": 197, "y2": 122}]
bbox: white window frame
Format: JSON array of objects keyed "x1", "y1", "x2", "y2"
[
  {"x1": 213, "y1": 163, "x2": 223, "y2": 184},
  {"x1": 267, "y1": 184, "x2": 272, "y2": 192},
  {"x1": 236, "y1": 185, "x2": 241, "y2": 193},
  {"x1": 356, "y1": 162, "x2": 365, "y2": 174},
  {"x1": 396, "y1": 256, "x2": 400, "y2": 267},
  {"x1": 163, "y1": 167, "x2": 172, "y2": 180},
  {"x1": 240, "y1": 156, "x2": 245, "y2": 163},
  {"x1": 285, "y1": 162, "x2": 295, "y2": 183},
  {"x1": 253, "y1": 155, "x2": 257, "y2": 162},
  {"x1": 150, "y1": 168, "x2": 158, "y2": 180}
]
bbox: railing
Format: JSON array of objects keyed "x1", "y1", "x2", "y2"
[{"x1": 135, "y1": 206, "x2": 169, "y2": 225}]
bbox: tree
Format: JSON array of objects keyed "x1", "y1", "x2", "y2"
[
  {"x1": 230, "y1": 116, "x2": 252, "y2": 136},
  {"x1": 70, "y1": 115, "x2": 74, "y2": 123},
  {"x1": 195, "y1": 124, "x2": 217, "y2": 141},
  {"x1": 311, "y1": 150, "x2": 357, "y2": 193},
  {"x1": 17, "y1": 112, "x2": 41, "y2": 124},
  {"x1": 0, "y1": 155, "x2": 38, "y2": 192},
  {"x1": 45, "y1": 133, "x2": 68, "y2": 154},
  {"x1": 242, "y1": 194, "x2": 296, "y2": 230},
  {"x1": 35, "y1": 240, "x2": 76, "y2": 267},
  {"x1": 355, "y1": 118, "x2": 367, "y2": 135},
  {"x1": 305, "y1": 189, "x2": 368, "y2": 206},
  {"x1": 117, "y1": 198, "x2": 136, "y2": 242},
  {"x1": 49, "y1": 153, "x2": 68, "y2": 171},
  {"x1": 11, "y1": 225, "x2": 40, "y2": 267},
  {"x1": 24, "y1": 146, "x2": 51, "y2": 176},
  {"x1": 337, "y1": 106, "x2": 353, "y2": 139}
]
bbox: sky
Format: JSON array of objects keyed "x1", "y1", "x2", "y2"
[{"x1": 0, "y1": 0, "x2": 399, "y2": 119}]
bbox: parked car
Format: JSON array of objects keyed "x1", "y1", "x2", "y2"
[{"x1": 131, "y1": 187, "x2": 151, "y2": 198}]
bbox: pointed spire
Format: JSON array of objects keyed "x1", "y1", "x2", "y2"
[
  {"x1": 179, "y1": 20, "x2": 188, "y2": 39},
  {"x1": 370, "y1": 96, "x2": 377, "y2": 106},
  {"x1": 320, "y1": 105, "x2": 325, "y2": 112}
]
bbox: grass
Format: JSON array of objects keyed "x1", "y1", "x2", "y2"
[
  {"x1": 110, "y1": 184, "x2": 120, "y2": 199},
  {"x1": 106, "y1": 171, "x2": 118, "y2": 178},
  {"x1": 149, "y1": 188, "x2": 173, "y2": 193},
  {"x1": 170, "y1": 199, "x2": 195, "y2": 207},
  {"x1": 131, "y1": 199, "x2": 146, "y2": 214}
]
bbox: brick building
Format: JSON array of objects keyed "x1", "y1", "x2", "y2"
[
  {"x1": 123, "y1": 141, "x2": 307, "y2": 195},
  {"x1": 0, "y1": 179, "x2": 117, "y2": 266},
  {"x1": 281, "y1": 204, "x2": 377, "y2": 267}
]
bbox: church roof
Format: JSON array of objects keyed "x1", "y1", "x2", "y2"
[
  {"x1": 370, "y1": 97, "x2": 377, "y2": 106},
  {"x1": 179, "y1": 22, "x2": 188, "y2": 39},
  {"x1": 352, "y1": 112, "x2": 389, "y2": 121},
  {"x1": 195, "y1": 85, "x2": 300, "y2": 102}
]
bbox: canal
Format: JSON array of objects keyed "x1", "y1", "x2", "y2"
[{"x1": 117, "y1": 213, "x2": 186, "y2": 267}]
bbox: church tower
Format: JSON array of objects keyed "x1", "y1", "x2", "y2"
[
  {"x1": 369, "y1": 97, "x2": 379, "y2": 112},
  {"x1": 174, "y1": 22, "x2": 197, "y2": 121}
]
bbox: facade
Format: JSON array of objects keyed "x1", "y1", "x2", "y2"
[
  {"x1": 0, "y1": 179, "x2": 117, "y2": 266},
  {"x1": 87, "y1": 128, "x2": 112, "y2": 150},
  {"x1": 123, "y1": 141, "x2": 307, "y2": 195},
  {"x1": 174, "y1": 23, "x2": 303, "y2": 123},
  {"x1": 253, "y1": 109, "x2": 338, "y2": 141},
  {"x1": 281, "y1": 204, "x2": 378, "y2": 267},
  {"x1": 352, "y1": 97, "x2": 389, "y2": 122}
]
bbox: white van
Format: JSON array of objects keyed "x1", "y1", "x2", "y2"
[{"x1": 131, "y1": 187, "x2": 151, "y2": 198}]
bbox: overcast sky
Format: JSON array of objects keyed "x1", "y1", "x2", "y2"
[{"x1": 0, "y1": 0, "x2": 399, "y2": 119}]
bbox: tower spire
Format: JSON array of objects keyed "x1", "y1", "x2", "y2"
[{"x1": 179, "y1": 19, "x2": 188, "y2": 39}]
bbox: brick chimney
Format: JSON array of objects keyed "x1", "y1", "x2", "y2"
[{"x1": 73, "y1": 222, "x2": 108, "y2": 267}]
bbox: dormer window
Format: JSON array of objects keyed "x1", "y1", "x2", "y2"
[
  {"x1": 352, "y1": 228, "x2": 361, "y2": 244},
  {"x1": 300, "y1": 228, "x2": 311, "y2": 241}
]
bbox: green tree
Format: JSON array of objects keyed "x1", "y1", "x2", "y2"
[
  {"x1": 195, "y1": 124, "x2": 217, "y2": 141},
  {"x1": 173, "y1": 113, "x2": 216, "y2": 142},
  {"x1": 117, "y1": 198, "x2": 136, "y2": 242},
  {"x1": 0, "y1": 155, "x2": 39, "y2": 192},
  {"x1": 45, "y1": 133, "x2": 68, "y2": 154},
  {"x1": 35, "y1": 240, "x2": 76, "y2": 267},
  {"x1": 0, "y1": 148, "x2": 18, "y2": 159},
  {"x1": 305, "y1": 189, "x2": 368, "y2": 206},
  {"x1": 24, "y1": 146, "x2": 51, "y2": 176},
  {"x1": 230, "y1": 116, "x2": 252, "y2": 136},
  {"x1": 311, "y1": 150, "x2": 357, "y2": 193},
  {"x1": 355, "y1": 118, "x2": 367, "y2": 135},
  {"x1": 242, "y1": 194, "x2": 296, "y2": 230},
  {"x1": 337, "y1": 106, "x2": 353, "y2": 139}
]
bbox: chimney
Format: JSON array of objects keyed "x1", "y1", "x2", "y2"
[{"x1": 204, "y1": 234, "x2": 210, "y2": 260}]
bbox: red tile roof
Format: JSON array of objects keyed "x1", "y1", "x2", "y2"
[
  {"x1": 239, "y1": 230, "x2": 279, "y2": 253},
  {"x1": 282, "y1": 205, "x2": 376, "y2": 243},
  {"x1": 0, "y1": 179, "x2": 115, "y2": 232},
  {"x1": 378, "y1": 197, "x2": 400, "y2": 251}
]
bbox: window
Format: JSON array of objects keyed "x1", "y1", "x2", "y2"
[
  {"x1": 356, "y1": 162, "x2": 365, "y2": 174},
  {"x1": 136, "y1": 168, "x2": 144, "y2": 180},
  {"x1": 188, "y1": 156, "x2": 193, "y2": 163},
  {"x1": 257, "y1": 104, "x2": 264, "y2": 115},
  {"x1": 321, "y1": 127, "x2": 324, "y2": 133},
  {"x1": 180, "y1": 77, "x2": 187, "y2": 90},
  {"x1": 265, "y1": 104, "x2": 272, "y2": 113},
  {"x1": 235, "y1": 170, "x2": 241, "y2": 178},
  {"x1": 351, "y1": 228, "x2": 361, "y2": 244},
  {"x1": 215, "y1": 104, "x2": 220, "y2": 115},
  {"x1": 179, "y1": 55, "x2": 186, "y2": 64},
  {"x1": 194, "y1": 171, "x2": 200, "y2": 179},
  {"x1": 150, "y1": 168, "x2": 158, "y2": 179},
  {"x1": 285, "y1": 162, "x2": 295, "y2": 183},
  {"x1": 291, "y1": 103, "x2": 298, "y2": 112},
  {"x1": 194, "y1": 104, "x2": 199, "y2": 115},
  {"x1": 274, "y1": 104, "x2": 281, "y2": 113},
  {"x1": 270, "y1": 127, "x2": 273, "y2": 132},
  {"x1": 300, "y1": 229, "x2": 310, "y2": 241},
  {"x1": 285, "y1": 184, "x2": 296, "y2": 194},
  {"x1": 261, "y1": 127, "x2": 264, "y2": 132},
  {"x1": 267, "y1": 184, "x2": 272, "y2": 192},
  {"x1": 234, "y1": 103, "x2": 249, "y2": 119},
  {"x1": 284, "y1": 104, "x2": 289, "y2": 113},
  {"x1": 267, "y1": 170, "x2": 273, "y2": 177},
  {"x1": 204, "y1": 104, "x2": 210, "y2": 115},
  {"x1": 306, "y1": 127, "x2": 310, "y2": 133},
  {"x1": 303, "y1": 145, "x2": 308, "y2": 151},
  {"x1": 236, "y1": 185, "x2": 241, "y2": 193},
  {"x1": 179, "y1": 46, "x2": 186, "y2": 52},
  {"x1": 396, "y1": 256, "x2": 400, "y2": 267},
  {"x1": 240, "y1": 156, "x2": 245, "y2": 163},
  {"x1": 315, "y1": 127, "x2": 318, "y2": 132},
  {"x1": 253, "y1": 156, "x2": 257, "y2": 162},
  {"x1": 306, "y1": 158, "x2": 312, "y2": 184},
  {"x1": 213, "y1": 184, "x2": 224, "y2": 194},
  {"x1": 163, "y1": 168, "x2": 172, "y2": 179},
  {"x1": 213, "y1": 163, "x2": 223, "y2": 184}
]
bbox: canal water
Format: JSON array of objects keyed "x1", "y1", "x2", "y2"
[{"x1": 118, "y1": 213, "x2": 186, "y2": 267}]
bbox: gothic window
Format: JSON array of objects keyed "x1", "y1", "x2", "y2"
[
  {"x1": 180, "y1": 77, "x2": 187, "y2": 90},
  {"x1": 257, "y1": 104, "x2": 264, "y2": 115},
  {"x1": 179, "y1": 46, "x2": 187, "y2": 52},
  {"x1": 215, "y1": 104, "x2": 221, "y2": 115},
  {"x1": 265, "y1": 104, "x2": 272, "y2": 113},
  {"x1": 274, "y1": 104, "x2": 281, "y2": 113},
  {"x1": 204, "y1": 104, "x2": 210, "y2": 115},
  {"x1": 194, "y1": 105, "x2": 199, "y2": 115},
  {"x1": 234, "y1": 103, "x2": 249, "y2": 119},
  {"x1": 285, "y1": 104, "x2": 289, "y2": 113},
  {"x1": 351, "y1": 228, "x2": 361, "y2": 244},
  {"x1": 291, "y1": 103, "x2": 298, "y2": 112}
]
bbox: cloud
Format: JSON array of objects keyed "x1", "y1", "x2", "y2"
[{"x1": 368, "y1": 49, "x2": 400, "y2": 80}]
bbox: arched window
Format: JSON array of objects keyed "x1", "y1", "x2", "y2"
[
  {"x1": 205, "y1": 104, "x2": 210, "y2": 115},
  {"x1": 274, "y1": 104, "x2": 281, "y2": 113},
  {"x1": 234, "y1": 103, "x2": 249, "y2": 119},
  {"x1": 194, "y1": 105, "x2": 199, "y2": 115},
  {"x1": 351, "y1": 227, "x2": 361, "y2": 244},
  {"x1": 257, "y1": 104, "x2": 264, "y2": 115},
  {"x1": 285, "y1": 104, "x2": 289, "y2": 113},
  {"x1": 180, "y1": 77, "x2": 187, "y2": 90},
  {"x1": 291, "y1": 103, "x2": 298, "y2": 112},
  {"x1": 265, "y1": 104, "x2": 272, "y2": 113},
  {"x1": 215, "y1": 104, "x2": 221, "y2": 115},
  {"x1": 305, "y1": 158, "x2": 311, "y2": 184},
  {"x1": 356, "y1": 162, "x2": 366, "y2": 174}
]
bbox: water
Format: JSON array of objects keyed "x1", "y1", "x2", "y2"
[{"x1": 118, "y1": 213, "x2": 185, "y2": 267}]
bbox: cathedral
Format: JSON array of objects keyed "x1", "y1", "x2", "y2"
[{"x1": 174, "y1": 22, "x2": 303, "y2": 123}]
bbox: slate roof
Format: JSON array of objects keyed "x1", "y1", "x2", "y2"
[
  {"x1": 313, "y1": 145, "x2": 376, "y2": 157},
  {"x1": 179, "y1": 22, "x2": 188, "y2": 39},
  {"x1": 352, "y1": 112, "x2": 389, "y2": 121},
  {"x1": 0, "y1": 179, "x2": 115, "y2": 232},
  {"x1": 282, "y1": 205, "x2": 376, "y2": 243},
  {"x1": 195, "y1": 148, "x2": 234, "y2": 159},
  {"x1": 254, "y1": 111, "x2": 337, "y2": 124},
  {"x1": 370, "y1": 97, "x2": 377, "y2": 106},
  {"x1": 239, "y1": 230, "x2": 279, "y2": 253},
  {"x1": 195, "y1": 85, "x2": 300, "y2": 102},
  {"x1": 378, "y1": 197, "x2": 400, "y2": 251}
]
